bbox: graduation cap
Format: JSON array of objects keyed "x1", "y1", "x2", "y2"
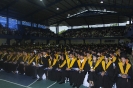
[
  {"x1": 50, "y1": 54, "x2": 55, "y2": 59},
  {"x1": 109, "y1": 51, "x2": 114, "y2": 55},
  {"x1": 105, "y1": 54, "x2": 110, "y2": 58},
  {"x1": 69, "y1": 52, "x2": 73, "y2": 55},
  {"x1": 79, "y1": 52, "x2": 84, "y2": 56},
  {"x1": 60, "y1": 54, "x2": 66, "y2": 59},
  {"x1": 120, "y1": 53, "x2": 127, "y2": 59},
  {"x1": 86, "y1": 51, "x2": 91, "y2": 54},
  {"x1": 92, "y1": 54, "x2": 98, "y2": 58},
  {"x1": 40, "y1": 49, "x2": 47, "y2": 52}
]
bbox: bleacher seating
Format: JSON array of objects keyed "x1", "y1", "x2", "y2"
[
  {"x1": 0, "y1": 24, "x2": 20, "y2": 35},
  {"x1": 20, "y1": 25, "x2": 59, "y2": 38},
  {"x1": 61, "y1": 26, "x2": 127, "y2": 38}
]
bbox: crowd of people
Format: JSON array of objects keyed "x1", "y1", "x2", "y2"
[
  {"x1": 0, "y1": 44, "x2": 133, "y2": 88},
  {"x1": 61, "y1": 26, "x2": 128, "y2": 38},
  {"x1": 0, "y1": 24, "x2": 58, "y2": 38},
  {"x1": 23, "y1": 27, "x2": 58, "y2": 38},
  {"x1": 1, "y1": 23, "x2": 132, "y2": 39},
  {"x1": 0, "y1": 24, "x2": 20, "y2": 35}
]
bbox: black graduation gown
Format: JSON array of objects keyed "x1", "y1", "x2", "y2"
[
  {"x1": 0, "y1": 54, "x2": 3, "y2": 69},
  {"x1": 73, "y1": 59, "x2": 89, "y2": 88},
  {"x1": 37, "y1": 56, "x2": 50, "y2": 79},
  {"x1": 65, "y1": 58, "x2": 78, "y2": 85},
  {"x1": 88, "y1": 61, "x2": 101, "y2": 88},
  {"x1": 3, "y1": 54, "x2": 11, "y2": 72},
  {"x1": 17, "y1": 55, "x2": 25, "y2": 74},
  {"x1": 55, "y1": 59, "x2": 67, "y2": 82},
  {"x1": 31, "y1": 57, "x2": 40, "y2": 78},
  {"x1": 6, "y1": 54, "x2": 16, "y2": 72},
  {"x1": 96, "y1": 61, "x2": 114, "y2": 88},
  {"x1": 115, "y1": 63, "x2": 133, "y2": 88},
  {"x1": 25, "y1": 56, "x2": 35, "y2": 76},
  {"x1": 10, "y1": 54, "x2": 19, "y2": 72},
  {"x1": 48, "y1": 59, "x2": 58, "y2": 81}
]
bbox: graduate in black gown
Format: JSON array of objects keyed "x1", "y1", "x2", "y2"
[
  {"x1": 57, "y1": 54, "x2": 67, "y2": 83},
  {"x1": 87, "y1": 54, "x2": 101, "y2": 88},
  {"x1": 47, "y1": 54, "x2": 58, "y2": 81},
  {"x1": 25, "y1": 52, "x2": 36, "y2": 76},
  {"x1": 17, "y1": 51, "x2": 30, "y2": 75},
  {"x1": 64, "y1": 52, "x2": 78, "y2": 86},
  {"x1": 96, "y1": 54, "x2": 114, "y2": 88},
  {"x1": 3, "y1": 51, "x2": 13, "y2": 72},
  {"x1": 37, "y1": 50, "x2": 50, "y2": 81},
  {"x1": 32, "y1": 52, "x2": 42, "y2": 79},
  {"x1": 72, "y1": 52, "x2": 89, "y2": 88},
  {"x1": 11, "y1": 51, "x2": 23, "y2": 73},
  {"x1": 115, "y1": 53, "x2": 133, "y2": 88}
]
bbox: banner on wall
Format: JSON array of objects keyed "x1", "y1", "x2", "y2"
[
  {"x1": 71, "y1": 39, "x2": 83, "y2": 44},
  {"x1": 85, "y1": 39, "x2": 100, "y2": 44}
]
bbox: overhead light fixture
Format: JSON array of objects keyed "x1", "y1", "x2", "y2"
[
  {"x1": 100, "y1": 0, "x2": 103, "y2": 3},
  {"x1": 104, "y1": 9, "x2": 106, "y2": 12},
  {"x1": 56, "y1": 7, "x2": 59, "y2": 10},
  {"x1": 40, "y1": 0, "x2": 43, "y2": 1},
  {"x1": 66, "y1": 9, "x2": 88, "y2": 18},
  {"x1": 68, "y1": 14, "x2": 70, "y2": 17}
]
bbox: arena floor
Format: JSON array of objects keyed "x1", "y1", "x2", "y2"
[{"x1": 0, "y1": 71, "x2": 87, "y2": 88}]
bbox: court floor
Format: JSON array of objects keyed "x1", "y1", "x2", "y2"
[{"x1": 0, "y1": 71, "x2": 87, "y2": 88}]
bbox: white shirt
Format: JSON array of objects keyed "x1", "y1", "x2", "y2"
[{"x1": 80, "y1": 59, "x2": 84, "y2": 63}]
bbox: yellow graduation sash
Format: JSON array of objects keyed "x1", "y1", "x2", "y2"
[
  {"x1": 12, "y1": 55, "x2": 18, "y2": 62},
  {"x1": 54, "y1": 54, "x2": 58, "y2": 60},
  {"x1": 49, "y1": 59, "x2": 57, "y2": 67},
  {"x1": 35, "y1": 56, "x2": 39, "y2": 64},
  {"x1": 102, "y1": 60, "x2": 112, "y2": 71},
  {"x1": 112, "y1": 56, "x2": 116, "y2": 62},
  {"x1": 90, "y1": 60, "x2": 100, "y2": 70},
  {"x1": 59, "y1": 60, "x2": 66, "y2": 68},
  {"x1": 28, "y1": 56, "x2": 36, "y2": 64},
  {"x1": 24, "y1": 55, "x2": 30, "y2": 62},
  {"x1": 66, "y1": 54, "x2": 69, "y2": 60},
  {"x1": 99, "y1": 56, "x2": 104, "y2": 62},
  {"x1": 67, "y1": 58, "x2": 76, "y2": 69},
  {"x1": 87, "y1": 55, "x2": 92, "y2": 64},
  {"x1": 1, "y1": 54, "x2": 6, "y2": 59},
  {"x1": 118, "y1": 62, "x2": 131, "y2": 74},
  {"x1": 7, "y1": 55, "x2": 13, "y2": 61},
  {"x1": 77, "y1": 58, "x2": 87, "y2": 70}
]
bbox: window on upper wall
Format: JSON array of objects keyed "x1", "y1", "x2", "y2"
[
  {"x1": 9, "y1": 18, "x2": 18, "y2": 30},
  {"x1": 38, "y1": 24, "x2": 45, "y2": 29},
  {"x1": 0, "y1": 16, "x2": 7, "y2": 27},
  {"x1": 33, "y1": 23, "x2": 37, "y2": 27},
  {"x1": 22, "y1": 21, "x2": 31, "y2": 26}
]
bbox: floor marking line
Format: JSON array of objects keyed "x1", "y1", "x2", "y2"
[
  {"x1": 27, "y1": 79, "x2": 38, "y2": 87},
  {"x1": 46, "y1": 82, "x2": 57, "y2": 88},
  {"x1": 0, "y1": 79, "x2": 31, "y2": 88}
]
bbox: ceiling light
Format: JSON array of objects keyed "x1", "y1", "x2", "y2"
[
  {"x1": 56, "y1": 7, "x2": 59, "y2": 10},
  {"x1": 40, "y1": 0, "x2": 43, "y2": 1},
  {"x1": 104, "y1": 9, "x2": 106, "y2": 12},
  {"x1": 100, "y1": 1, "x2": 103, "y2": 3}
]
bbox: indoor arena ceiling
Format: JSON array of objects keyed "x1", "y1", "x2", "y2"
[{"x1": 0, "y1": 0, "x2": 133, "y2": 26}]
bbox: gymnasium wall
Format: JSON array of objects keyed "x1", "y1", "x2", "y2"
[
  {"x1": 71, "y1": 39, "x2": 83, "y2": 44},
  {"x1": 85, "y1": 39, "x2": 100, "y2": 44},
  {"x1": 0, "y1": 38, "x2": 7, "y2": 45},
  {"x1": 0, "y1": 38, "x2": 131, "y2": 45},
  {"x1": 34, "y1": 39, "x2": 47, "y2": 44}
]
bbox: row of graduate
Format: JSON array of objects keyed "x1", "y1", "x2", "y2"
[{"x1": 0, "y1": 49, "x2": 133, "y2": 88}]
